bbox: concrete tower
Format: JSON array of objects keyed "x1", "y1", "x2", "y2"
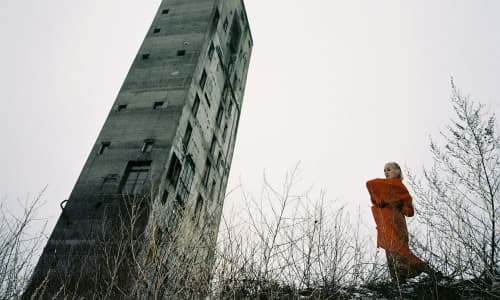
[{"x1": 26, "y1": 0, "x2": 252, "y2": 297}]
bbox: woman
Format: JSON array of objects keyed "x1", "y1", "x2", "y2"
[{"x1": 366, "y1": 162, "x2": 438, "y2": 282}]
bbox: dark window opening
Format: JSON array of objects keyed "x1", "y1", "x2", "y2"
[
  {"x1": 208, "y1": 42, "x2": 215, "y2": 60},
  {"x1": 210, "y1": 179, "x2": 217, "y2": 198},
  {"x1": 183, "y1": 123, "x2": 193, "y2": 149},
  {"x1": 228, "y1": 100, "x2": 233, "y2": 118},
  {"x1": 202, "y1": 159, "x2": 211, "y2": 187},
  {"x1": 199, "y1": 69, "x2": 207, "y2": 89},
  {"x1": 153, "y1": 28, "x2": 161, "y2": 34},
  {"x1": 209, "y1": 135, "x2": 216, "y2": 155},
  {"x1": 229, "y1": 17, "x2": 242, "y2": 54},
  {"x1": 101, "y1": 173, "x2": 118, "y2": 191},
  {"x1": 121, "y1": 161, "x2": 151, "y2": 195},
  {"x1": 161, "y1": 190, "x2": 169, "y2": 204},
  {"x1": 177, "y1": 50, "x2": 186, "y2": 56},
  {"x1": 240, "y1": 10, "x2": 245, "y2": 23},
  {"x1": 162, "y1": 9, "x2": 170, "y2": 15},
  {"x1": 118, "y1": 104, "x2": 127, "y2": 111},
  {"x1": 176, "y1": 156, "x2": 195, "y2": 206},
  {"x1": 192, "y1": 94, "x2": 200, "y2": 116},
  {"x1": 212, "y1": 9, "x2": 220, "y2": 29},
  {"x1": 98, "y1": 142, "x2": 110, "y2": 154},
  {"x1": 223, "y1": 18, "x2": 229, "y2": 32},
  {"x1": 142, "y1": 53, "x2": 150, "y2": 60},
  {"x1": 98, "y1": 142, "x2": 111, "y2": 155},
  {"x1": 142, "y1": 140, "x2": 154, "y2": 153},
  {"x1": 204, "y1": 92, "x2": 211, "y2": 108},
  {"x1": 166, "y1": 153, "x2": 182, "y2": 186},
  {"x1": 215, "y1": 106, "x2": 224, "y2": 127},
  {"x1": 105, "y1": 174, "x2": 118, "y2": 183},
  {"x1": 153, "y1": 101, "x2": 164, "y2": 109},
  {"x1": 220, "y1": 159, "x2": 225, "y2": 173},
  {"x1": 194, "y1": 194, "x2": 204, "y2": 221},
  {"x1": 222, "y1": 124, "x2": 228, "y2": 141}
]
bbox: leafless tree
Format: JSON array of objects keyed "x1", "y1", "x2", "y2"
[
  {"x1": 0, "y1": 190, "x2": 47, "y2": 299},
  {"x1": 406, "y1": 80, "x2": 499, "y2": 287}
]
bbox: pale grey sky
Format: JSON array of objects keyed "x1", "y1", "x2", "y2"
[{"x1": 1, "y1": 1, "x2": 499, "y2": 237}]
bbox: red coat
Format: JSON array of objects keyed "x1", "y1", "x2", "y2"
[{"x1": 366, "y1": 178, "x2": 422, "y2": 263}]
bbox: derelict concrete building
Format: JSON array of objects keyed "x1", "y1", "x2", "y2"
[{"x1": 26, "y1": 0, "x2": 252, "y2": 297}]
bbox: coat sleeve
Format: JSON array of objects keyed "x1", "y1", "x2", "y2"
[
  {"x1": 366, "y1": 178, "x2": 414, "y2": 217},
  {"x1": 366, "y1": 178, "x2": 385, "y2": 206}
]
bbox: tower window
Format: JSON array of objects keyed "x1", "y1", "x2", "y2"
[
  {"x1": 199, "y1": 70, "x2": 207, "y2": 89},
  {"x1": 209, "y1": 135, "x2": 216, "y2": 155},
  {"x1": 121, "y1": 161, "x2": 151, "y2": 195},
  {"x1": 192, "y1": 94, "x2": 200, "y2": 116},
  {"x1": 212, "y1": 8, "x2": 220, "y2": 28},
  {"x1": 222, "y1": 124, "x2": 228, "y2": 141},
  {"x1": 229, "y1": 17, "x2": 242, "y2": 54},
  {"x1": 142, "y1": 140, "x2": 154, "y2": 153},
  {"x1": 161, "y1": 190, "x2": 169, "y2": 204},
  {"x1": 208, "y1": 42, "x2": 215, "y2": 60},
  {"x1": 210, "y1": 179, "x2": 217, "y2": 198},
  {"x1": 202, "y1": 159, "x2": 211, "y2": 187},
  {"x1": 153, "y1": 28, "x2": 161, "y2": 34},
  {"x1": 219, "y1": 159, "x2": 225, "y2": 174},
  {"x1": 162, "y1": 9, "x2": 170, "y2": 15},
  {"x1": 240, "y1": 10, "x2": 245, "y2": 23},
  {"x1": 142, "y1": 53, "x2": 150, "y2": 60},
  {"x1": 176, "y1": 156, "x2": 195, "y2": 206},
  {"x1": 227, "y1": 100, "x2": 233, "y2": 117},
  {"x1": 101, "y1": 173, "x2": 118, "y2": 190},
  {"x1": 153, "y1": 101, "x2": 164, "y2": 109},
  {"x1": 204, "y1": 92, "x2": 211, "y2": 108},
  {"x1": 183, "y1": 123, "x2": 193, "y2": 148},
  {"x1": 166, "y1": 153, "x2": 182, "y2": 186},
  {"x1": 215, "y1": 106, "x2": 223, "y2": 127},
  {"x1": 98, "y1": 142, "x2": 111, "y2": 155},
  {"x1": 118, "y1": 104, "x2": 127, "y2": 111},
  {"x1": 193, "y1": 194, "x2": 204, "y2": 221},
  {"x1": 177, "y1": 50, "x2": 186, "y2": 56}
]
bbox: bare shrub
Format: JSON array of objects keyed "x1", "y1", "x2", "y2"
[
  {"x1": 212, "y1": 167, "x2": 384, "y2": 298},
  {"x1": 12, "y1": 171, "x2": 388, "y2": 298},
  {"x1": 406, "y1": 80, "x2": 499, "y2": 290},
  {"x1": 0, "y1": 190, "x2": 47, "y2": 299},
  {"x1": 24, "y1": 186, "x2": 216, "y2": 299}
]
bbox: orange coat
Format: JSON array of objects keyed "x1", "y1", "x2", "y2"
[{"x1": 366, "y1": 178, "x2": 421, "y2": 262}]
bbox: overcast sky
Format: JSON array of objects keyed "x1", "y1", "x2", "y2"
[{"x1": 2, "y1": 1, "x2": 499, "y2": 238}]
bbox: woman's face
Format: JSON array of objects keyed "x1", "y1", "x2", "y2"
[{"x1": 384, "y1": 164, "x2": 400, "y2": 179}]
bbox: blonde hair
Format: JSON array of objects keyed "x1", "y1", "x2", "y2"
[{"x1": 385, "y1": 162, "x2": 403, "y2": 179}]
